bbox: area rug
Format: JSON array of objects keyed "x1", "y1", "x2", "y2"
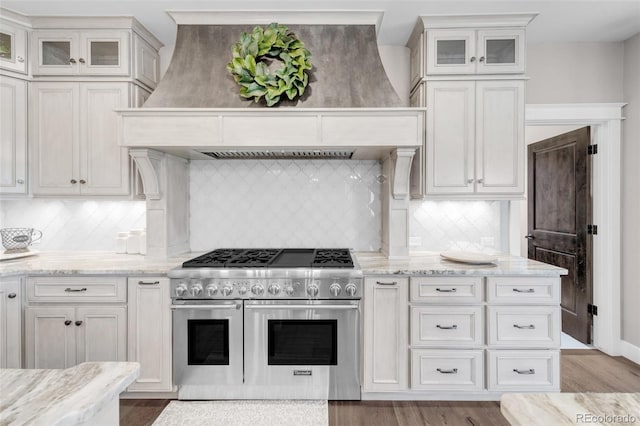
[{"x1": 151, "y1": 400, "x2": 328, "y2": 426}]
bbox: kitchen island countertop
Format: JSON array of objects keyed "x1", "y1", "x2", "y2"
[
  {"x1": 0, "y1": 250, "x2": 567, "y2": 277},
  {"x1": 0, "y1": 362, "x2": 139, "y2": 426}
]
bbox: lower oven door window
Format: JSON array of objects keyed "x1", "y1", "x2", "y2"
[
  {"x1": 188, "y1": 319, "x2": 229, "y2": 365},
  {"x1": 268, "y1": 320, "x2": 337, "y2": 365}
]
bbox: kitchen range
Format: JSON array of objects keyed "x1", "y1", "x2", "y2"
[{"x1": 168, "y1": 248, "x2": 362, "y2": 400}]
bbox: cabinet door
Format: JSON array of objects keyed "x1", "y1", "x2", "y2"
[
  {"x1": 0, "y1": 278, "x2": 22, "y2": 368},
  {"x1": 476, "y1": 29, "x2": 525, "y2": 74},
  {"x1": 475, "y1": 80, "x2": 525, "y2": 194},
  {"x1": 127, "y1": 277, "x2": 172, "y2": 391},
  {"x1": 32, "y1": 31, "x2": 80, "y2": 75},
  {"x1": 31, "y1": 82, "x2": 81, "y2": 195},
  {"x1": 25, "y1": 306, "x2": 76, "y2": 368},
  {"x1": 0, "y1": 76, "x2": 27, "y2": 194},
  {"x1": 426, "y1": 29, "x2": 476, "y2": 75},
  {"x1": 363, "y1": 277, "x2": 409, "y2": 392},
  {"x1": 426, "y1": 81, "x2": 475, "y2": 194},
  {"x1": 80, "y1": 83, "x2": 130, "y2": 195},
  {"x1": 134, "y1": 35, "x2": 159, "y2": 89},
  {"x1": 0, "y1": 20, "x2": 28, "y2": 74},
  {"x1": 76, "y1": 306, "x2": 127, "y2": 363},
  {"x1": 80, "y1": 31, "x2": 130, "y2": 76}
]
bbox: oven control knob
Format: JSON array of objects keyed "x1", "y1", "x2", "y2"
[
  {"x1": 251, "y1": 284, "x2": 265, "y2": 296},
  {"x1": 238, "y1": 285, "x2": 248, "y2": 296},
  {"x1": 189, "y1": 283, "x2": 203, "y2": 297},
  {"x1": 206, "y1": 284, "x2": 218, "y2": 297},
  {"x1": 175, "y1": 283, "x2": 188, "y2": 297},
  {"x1": 284, "y1": 286, "x2": 295, "y2": 296},
  {"x1": 345, "y1": 283, "x2": 358, "y2": 297},
  {"x1": 222, "y1": 285, "x2": 233, "y2": 297},
  {"x1": 307, "y1": 283, "x2": 319, "y2": 297},
  {"x1": 330, "y1": 283, "x2": 342, "y2": 297},
  {"x1": 268, "y1": 283, "x2": 281, "y2": 296}
]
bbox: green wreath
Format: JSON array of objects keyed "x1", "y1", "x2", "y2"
[{"x1": 226, "y1": 23, "x2": 312, "y2": 107}]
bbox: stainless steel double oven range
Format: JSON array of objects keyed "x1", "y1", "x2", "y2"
[{"x1": 168, "y1": 248, "x2": 362, "y2": 400}]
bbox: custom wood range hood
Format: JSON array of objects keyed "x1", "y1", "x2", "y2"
[{"x1": 118, "y1": 11, "x2": 422, "y2": 258}]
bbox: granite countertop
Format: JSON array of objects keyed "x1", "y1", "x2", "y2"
[
  {"x1": 501, "y1": 392, "x2": 640, "y2": 425},
  {"x1": 0, "y1": 250, "x2": 567, "y2": 277},
  {"x1": 0, "y1": 362, "x2": 139, "y2": 426},
  {"x1": 355, "y1": 252, "x2": 568, "y2": 276}
]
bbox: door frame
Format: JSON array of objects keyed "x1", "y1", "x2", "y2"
[{"x1": 512, "y1": 103, "x2": 625, "y2": 356}]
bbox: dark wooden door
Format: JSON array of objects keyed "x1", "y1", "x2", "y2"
[{"x1": 527, "y1": 127, "x2": 592, "y2": 344}]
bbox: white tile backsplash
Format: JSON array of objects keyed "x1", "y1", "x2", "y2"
[
  {"x1": 189, "y1": 160, "x2": 382, "y2": 251},
  {"x1": 0, "y1": 200, "x2": 146, "y2": 251}
]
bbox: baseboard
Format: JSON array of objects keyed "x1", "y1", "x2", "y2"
[
  {"x1": 619, "y1": 339, "x2": 640, "y2": 365},
  {"x1": 121, "y1": 391, "x2": 178, "y2": 399}
]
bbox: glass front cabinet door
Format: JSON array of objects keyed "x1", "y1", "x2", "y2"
[
  {"x1": 426, "y1": 28, "x2": 525, "y2": 75},
  {"x1": 32, "y1": 30, "x2": 130, "y2": 76},
  {"x1": 0, "y1": 21, "x2": 28, "y2": 74}
]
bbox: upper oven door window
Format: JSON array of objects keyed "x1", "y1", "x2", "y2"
[
  {"x1": 268, "y1": 319, "x2": 337, "y2": 365},
  {"x1": 188, "y1": 319, "x2": 229, "y2": 365}
]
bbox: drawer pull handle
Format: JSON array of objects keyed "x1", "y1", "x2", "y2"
[
  {"x1": 435, "y1": 288, "x2": 457, "y2": 293},
  {"x1": 436, "y1": 324, "x2": 458, "y2": 330},
  {"x1": 65, "y1": 288, "x2": 87, "y2": 292},
  {"x1": 64, "y1": 320, "x2": 72, "y2": 326},
  {"x1": 437, "y1": 368, "x2": 458, "y2": 374},
  {"x1": 7, "y1": 293, "x2": 17, "y2": 299},
  {"x1": 513, "y1": 368, "x2": 535, "y2": 375},
  {"x1": 376, "y1": 281, "x2": 398, "y2": 286},
  {"x1": 513, "y1": 288, "x2": 535, "y2": 293},
  {"x1": 75, "y1": 321, "x2": 83, "y2": 326},
  {"x1": 513, "y1": 324, "x2": 536, "y2": 329},
  {"x1": 138, "y1": 280, "x2": 160, "y2": 285}
]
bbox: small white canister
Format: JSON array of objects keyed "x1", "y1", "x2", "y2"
[
  {"x1": 127, "y1": 229, "x2": 143, "y2": 254},
  {"x1": 116, "y1": 232, "x2": 128, "y2": 254}
]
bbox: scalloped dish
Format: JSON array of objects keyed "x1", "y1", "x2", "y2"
[{"x1": 440, "y1": 251, "x2": 498, "y2": 265}]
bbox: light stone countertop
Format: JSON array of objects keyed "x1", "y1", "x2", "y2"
[
  {"x1": 354, "y1": 252, "x2": 568, "y2": 276},
  {"x1": 0, "y1": 250, "x2": 567, "y2": 277},
  {"x1": 500, "y1": 392, "x2": 640, "y2": 425},
  {"x1": 0, "y1": 362, "x2": 139, "y2": 426}
]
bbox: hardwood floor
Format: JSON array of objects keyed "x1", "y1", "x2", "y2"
[{"x1": 119, "y1": 350, "x2": 640, "y2": 426}]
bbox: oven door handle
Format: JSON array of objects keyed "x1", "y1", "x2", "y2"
[
  {"x1": 171, "y1": 304, "x2": 240, "y2": 310},
  {"x1": 245, "y1": 304, "x2": 359, "y2": 310}
]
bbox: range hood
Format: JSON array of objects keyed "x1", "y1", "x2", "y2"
[{"x1": 117, "y1": 11, "x2": 424, "y2": 161}]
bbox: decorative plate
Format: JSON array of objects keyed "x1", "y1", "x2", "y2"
[{"x1": 440, "y1": 251, "x2": 498, "y2": 264}]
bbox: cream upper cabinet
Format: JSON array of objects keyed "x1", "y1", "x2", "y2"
[
  {"x1": 0, "y1": 75, "x2": 27, "y2": 194},
  {"x1": 426, "y1": 29, "x2": 525, "y2": 75},
  {"x1": 0, "y1": 18, "x2": 28, "y2": 74},
  {"x1": 31, "y1": 81, "x2": 131, "y2": 196},
  {"x1": 32, "y1": 30, "x2": 130, "y2": 76},
  {"x1": 425, "y1": 79, "x2": 524, "y2": 196}
]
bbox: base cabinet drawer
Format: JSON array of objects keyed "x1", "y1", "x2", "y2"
[
  {"x1": 411, "y1": 276, "x2": 482, "y2": 303},
  {"x1": 486, "y1": 277, "x2": 560, "y2": 304},
  {"x1": 487, "y1": 350, "x2": 560, "y2": 391},
  {"x1": 411, "y1": 306, "x2": 483, "y2": 347},
  {"x1": 411, "y1": 349, "x2": 484, "y2": 391},
  {"x1": 27, "y1": 276, "x2": 127, "y2": 303},
  {"x1": 488, "y1": 306, "x2": 560, "y2": 348}
]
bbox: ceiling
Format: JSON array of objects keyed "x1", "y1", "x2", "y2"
[{"x1": 3, "y1": 0, "x2": 640, "y2": 47}]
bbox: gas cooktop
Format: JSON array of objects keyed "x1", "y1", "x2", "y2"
[{"x1": 182, "y1": 248, "x2": 354, "y2": 269}]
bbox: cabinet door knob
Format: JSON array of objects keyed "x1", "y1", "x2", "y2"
[
  {"x1": 78, "y1": 58, "x2": 86, "y2": 64},
  {"x1": 64, "y1": 320, "x2": 72, "y2": 326},
  {"x1": 16, "y1": 179, "x2": 24, "y2": 184},
  {"x1": 524, "y1": 234, "x2": 535, "y2": 240},
  {"x1": 470, "y1": 56, "x2": 476, "y2": 62},
  {"x1": 7, "y1": 293, "x2": 16, "y2": 299},
  {"x1": 70, "y1": 179, "x2": 77, "y2": 184},
  {"x1": 79, "y1": 179, "x2": 86, "y2": 184},
  {"x1": 477, "y1": 178, "x2": 484, "y2": 184},
  {"x1": 479, "y1": 56, "x2": 485, "y2": 62},
  {"x1": 17, "y1": 56, "x2": 24, "y2": 63},
  {"x1": 467, "y1": 178, "x2": 474, "y2": 184},
  {"x1": 75, "y1": 321, "x2": 83, "y2": 326},
  {"x1": 69, "y1": 58, "x2": 77, "y2": 64}
]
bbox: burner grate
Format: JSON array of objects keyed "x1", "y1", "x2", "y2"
[
  {"x1": 225, "y1": 249, "x2": 282, "y2": 267},
  {"x1": 182, "y1": 249, "x2": 246, "y2": 268},
  {"x1": 312, "y1": 249, "x2": 354, "y2": 268}
]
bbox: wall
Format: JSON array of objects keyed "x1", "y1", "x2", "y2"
[
  {"x1": 622, "y1": 33, "x2": 640, "y2": 347},
  {"x1": 0, "y1": 200, "x2": 145, "y2": 251},
  {"x1": 526, "y1": 43, "x2": 624, "y2": 103}
]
